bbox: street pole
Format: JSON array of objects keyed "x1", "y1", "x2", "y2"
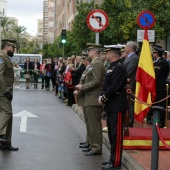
[
  {"x1": 151, "y1": 106, "x2": 164, "y2": 170},
  {"x1": 63, "y1": 44, "x2": 64, "y2": 58},
  {"x1": 95, "y1": 32, "x2": 99, "y2": 44}
]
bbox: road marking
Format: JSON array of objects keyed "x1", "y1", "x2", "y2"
[{"x1": 14, "y1": 110, "x2": 38, "y2": 132}]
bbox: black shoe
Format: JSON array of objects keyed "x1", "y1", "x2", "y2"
[
  {"x1": 82, "y1": 148, "x2": 91, "y2": 152},
  {"x1": 0, "y1": 145, "x2": 19, "y2": 151},
  {"x1": 0, "y1": 135, "x2": 6, "y2": 142},
  {"x1": 85, "y1": 150, "x2": 102, "y2": 156},
  {"x1": 102, "y1": 162, "x2": 121, "y2": 169},
  {"x1": 79, "y1": 141, "x2": 87, "y2": 145},
  {"x1": 159, "y1": 123, "x2": 165, "y2": 128},
  {"x1": 41, "y1": 87, "x2": 44, "y2": 89},
  {"x1": 147, "y1": 120, "x2": 153, "y2": 125},
  {"x1": 79, "y1": 143, "x2": 90, "y2": 148},
  {"x1": 102, "y1": 161, "x2": 110, "y2": 166}
]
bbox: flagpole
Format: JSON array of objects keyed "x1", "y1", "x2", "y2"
[{"x1": 149, "y1": 19, "x2": 159, "y2": 169}]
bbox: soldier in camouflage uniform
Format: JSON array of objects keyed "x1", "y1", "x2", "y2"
[{"x1": 0, "y1": 39, "x2": 18, "y2": 151}]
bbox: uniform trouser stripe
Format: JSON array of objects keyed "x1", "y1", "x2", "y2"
[{"x1": 114, "y1": 112, "x2": 122, "y2": 167}]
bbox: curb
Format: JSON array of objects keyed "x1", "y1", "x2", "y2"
[{"x1": 72, "y1": 104, "x2": 145, "y2": 170}]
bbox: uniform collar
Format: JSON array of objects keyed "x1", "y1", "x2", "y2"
[{"x1": 109, "y1": 59, "x2": 121, "y2": 66}]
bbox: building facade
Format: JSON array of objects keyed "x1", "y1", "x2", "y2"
[
  {"x1": 54, "y1": 0, "x2": 104, "y2": 39},
  {"x1": 0, "y1": 0, "x2": 7, "y2": 16},
  {"x1": 43, "y1": 0, "x2": 48, "y2": 43},
  {"x1": 35, "y1": 19, "x2": 43, "y2": 49},
  {"x1": 43, "y1": 0, "x2": 55, "y2": 44}
]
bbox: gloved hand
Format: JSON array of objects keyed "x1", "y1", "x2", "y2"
[{"x1": 5, "y1": 92, "x2": 13, "y2": 101}]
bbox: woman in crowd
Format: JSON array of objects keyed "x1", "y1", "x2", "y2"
[
  {"x1": 64, "y1": 63, "x2": 75, "y2": 106},
  {"x1": 45, "y1": 57, "x2": 55, "y2": 90},
  {"x1": 32, "y1": 58, "x2": 40, "y2": 89},
  {"x1": 24, "y1": 57, "x2": 33, "y2": 89},
  {"x1": 40, "y1": 59, "x2": 47, "y2": 89}
]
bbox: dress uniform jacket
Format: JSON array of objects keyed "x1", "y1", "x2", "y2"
[
  {"x1": 81, "y1": 57, "x2": 105, "y2": 106},
  {"x1": 78, "y1": 65, "x2": 91, "y2": 106},
  {"x1": 154, "y1": 57, "x2": 169, "y2": 101},
  {"x1": 101, "y1": 59, "x2": 127, "y2": 112},
  {"x1": 0, "y1": 51, "x2": 14, "y2": 96}
]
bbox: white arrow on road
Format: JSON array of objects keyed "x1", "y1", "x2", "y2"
[{"x1": 14, "y1": 110, "x2": 38, "y2": 132}]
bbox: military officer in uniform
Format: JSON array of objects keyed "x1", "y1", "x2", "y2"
[
  {"x1": 99, "y1": 45, "x2": 127, "y2": 169},
  {"x1": 76, "y1": 43, "x2": 105, "y2": 156},
  {"x1": 147, "y1": 45, "x2": 169, "y2": 128},
  {"x1": 0, "y1": 39, "x2": 19, "y2": 151},
  {"x1": 74, "y1": 51, "x2": 92, "y2": 151}
]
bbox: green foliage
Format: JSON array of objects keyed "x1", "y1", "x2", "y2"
[{"x1": 43, "y1": 0, "x2": 170, "y2": 56}]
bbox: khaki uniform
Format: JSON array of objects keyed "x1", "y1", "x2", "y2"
[
  {"x1": 81, "y1": 57, "x2": 105, "y2": 152},
  {"x1": 78, "y1": 65, "x2": 91, "y2": 144},
  {"x1": 0, "y1": 51, "x2": 14, "y2": 146}
]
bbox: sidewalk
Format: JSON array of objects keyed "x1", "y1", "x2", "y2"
[{"x1": 72, "y1": 104, "x2": 170, "y2": 170}]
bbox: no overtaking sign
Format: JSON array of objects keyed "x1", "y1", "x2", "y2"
[{"x1": 86, "y1": 9, "x2": 109, "y2": 32}]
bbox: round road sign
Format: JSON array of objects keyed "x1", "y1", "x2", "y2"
[
  {"x1": 137, "y1": 10, "x2": 156, "y2": 29},
  {"x1": 86, "y1": 9, "x2": 109, "y2": 32}
]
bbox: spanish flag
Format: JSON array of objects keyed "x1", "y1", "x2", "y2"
[{"x1": 134, "y1": 29, "x2": 156, "y2": 122}]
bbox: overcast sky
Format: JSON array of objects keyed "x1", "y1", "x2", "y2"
[{"x1": 7, "y1": 0, "x2": 43, "y2": 36}]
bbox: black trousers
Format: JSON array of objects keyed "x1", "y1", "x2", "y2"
[
  {"x1": 107, "y1": 111, "x2": 125, "y2": 167},
  {"x1": 67, "y1": 87, "x2": 75, "y2": 106}
]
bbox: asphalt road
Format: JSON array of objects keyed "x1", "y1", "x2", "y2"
[{"x1": 0, "y1": 86, "x2": 127, "y2": 170}]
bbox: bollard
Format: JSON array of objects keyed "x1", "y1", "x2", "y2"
[{"x1": 151, "y1": 106, "x2": 164, "y2": 170}]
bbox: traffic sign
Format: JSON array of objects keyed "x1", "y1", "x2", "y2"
[
  {"x1": 137, "y1": 10, "x2": 156, "y2": 29},
  {"x1": 86, "y1": 9, "x2": 109, "y2": 32}
]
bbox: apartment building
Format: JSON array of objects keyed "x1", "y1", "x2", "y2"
[
  {"x1": 43, "y1": 0, "x2": 55, "y2": 44},
  {"x1": 47, "y1": 0, "x2": 55, "y2": 43},
  {"x1": 43, "y1": 0, "x2": 48, "y2": 43},
  {"x1": 54, "y1": 0, "x2": 104, "y2": 38},
  {"x1": 35, "y1": 19, "x2": 43, "y2": 49},
  {"x1": 0, "y1": 0, "x2": 7, "y2": 16}
]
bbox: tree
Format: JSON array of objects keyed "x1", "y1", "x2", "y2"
[
  {"x1": 70, "y1": 1, "x2": 96, "y2": 53},
  {"x1": 11, "y1": 25, "x2": 28, "y2": 52},
  {"x1": 100, "y1": 0, "x2": 170, "y2": 44},
  {"x1": 0, "y1": 17, "x2": 16, "y2": 39}
]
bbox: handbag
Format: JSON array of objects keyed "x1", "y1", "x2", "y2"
[{"x1": 24, "y1": 74, "x2": 30, "y2": 79}]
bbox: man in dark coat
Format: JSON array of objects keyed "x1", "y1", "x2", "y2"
[
  {"x1": 123, "y1": 41, "x2": 139, "y2": 127},
  {"x1": 99, "y1": 45, "x2": 127, "y2": 170}
]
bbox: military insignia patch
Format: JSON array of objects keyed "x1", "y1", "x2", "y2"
[
  {"x1": 0, "y1": 59, "x2": 3, "y2": 64},
  {"x1": 107, "y1": 70, "x2": 113, "y2": 73}
]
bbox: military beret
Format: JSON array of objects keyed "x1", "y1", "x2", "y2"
[
  {"x1": 86, "y1": 43, "x2": 102, "y2": 50},
  {"x1": 103, "y1": 45, "x2": 122, "y2": 52},
  {"x1": 2, "y1": 39, "x2": 17, "y2": 48},
  {"x1": 152, "y1": 45, "x2": 164, "y2": 53},
  {"x1": 81, "y1": 50, "x2": 88, "y2": 59}
]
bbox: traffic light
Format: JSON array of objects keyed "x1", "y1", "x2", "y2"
[{"x1": 61, "y1": 29, "x2": 66, "y2": 44}]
